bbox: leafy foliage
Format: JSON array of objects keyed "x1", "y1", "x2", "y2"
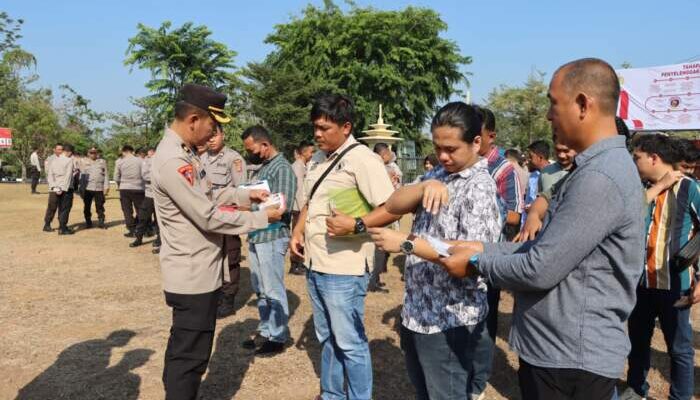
[
  {"x1": 487, "y1": 71, "x2": 552, "y2": 150},
  {"x1": 246, "y1": 2, "x2": 469, "y2": 153}
]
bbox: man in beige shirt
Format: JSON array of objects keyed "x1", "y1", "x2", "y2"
[
  {"x1": 48, "y1": 144, "x2": 76, "y2": 235},
  {"x1": 114, "y1": 144, "x2": 145, "y2": 237},
  {"x1": 79, "y1": 147, "x2": 110, "y2": 229},
  {"x1": 289, "y1": 94, "x2": 399, "y2": 400},
  {"x1": 289, "y1": 140, "x2": 314, "y2": 275},
  {"x1": 152, "y1": 84, "x2": 283, "y2": 400},
  {"x1": 42, "y1": 142, "x2": 64, "y2": 232}
]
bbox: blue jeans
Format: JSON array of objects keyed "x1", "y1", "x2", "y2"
[
  {"x1": 307, "y1": 270, "x2": 372, "y2": 400},
  {"x1": 626, "y1": 287, "x2": 694, "y2": 400},
  {"x1": 400, "y1": 321, "x2": 484, "y2": 400},
  {"x1": 248, "y1": 237, "x2": 290, "y2": 343}
]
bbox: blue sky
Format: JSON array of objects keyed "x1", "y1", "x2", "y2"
[{"x1": 4, "y1": 0, "x2": 699, "y2": 116}]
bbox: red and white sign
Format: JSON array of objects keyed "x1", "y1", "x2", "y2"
[
  {"x1": 617, "y1": 62, "x2": 700, "y2": 131},
  {"x1": 0, "y1": 128, "x2": 12, "y2": 148}
]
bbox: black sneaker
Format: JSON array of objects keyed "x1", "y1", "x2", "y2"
[
  {"x1": 58, "y1": 228, "x2": 74, "y2": 235},
  {"x1": 85, "y1": 221, "x2": 93, "y2": 229},
  {"x1": 43, "y1": 225, "x2": 53, "y2": 232},
  {"x1": 255, "y1": 340, "x2": 286, "y2": 356},
  {"x1": 242, "y1": 334, "x2": 267, "y2": 350},
  {"x1": 124, "y1": 231, "x2": 135, "y2": 238}
]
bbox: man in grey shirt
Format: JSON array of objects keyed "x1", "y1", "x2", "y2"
[
  {"x1": 114, "y1": 144, "x2": 145, "y2": 237},
  {"x1": 442, "y1": 58, "x2": 645, "y2": 400}
]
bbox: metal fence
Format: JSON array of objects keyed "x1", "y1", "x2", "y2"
[{"x1": 396, "y1": 156, "x2": 426, "y2": 184}]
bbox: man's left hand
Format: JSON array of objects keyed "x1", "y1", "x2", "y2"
[
  {"x1": 249, "y1": 189, "x2": 270, "y2": 203},
  {"x1": 440, "y1": 246, "x2": 479, "y2": 279},
  {"x1": 326, "y1": 209, "x2": 355, "y2": 236},
  {"x1": 691, "y1": 281, "x2": 700, "y2": 306},
  {"x1": 368, "y1": 227, "x2": 407, "y2": 253}
]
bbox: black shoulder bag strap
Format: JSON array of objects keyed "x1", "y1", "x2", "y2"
[{"x1": 308, "y1": 143, "x2": 362, "y2": 202}]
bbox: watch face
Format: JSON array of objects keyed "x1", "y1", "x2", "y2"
[{"x1": 400, "y1": 240, "x2": 414, "y2": 254}]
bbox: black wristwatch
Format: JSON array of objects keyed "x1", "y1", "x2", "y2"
[
  {"x1": 354, "y1": 217, "x2": 367, "y2": 234},
  {"x1": 400, "y1": 234, "x2": 418, "y2": 255}
]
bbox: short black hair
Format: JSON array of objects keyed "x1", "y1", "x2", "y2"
[
  {"x1": 556, "y1": 58, "x2": 620, "y2": 116},
  {"x1": 373, "y1": 143, "x2": 390, "y2": 154},
  {"x1": 242, "y1": 125, "x2": 273, "y2": 144},
  {"x1": 477, "y1": 107, "x2": 496, "y2": 132},
  {"x1": 631, "y1": 134, "x2": 681, "y2": 165},
  {"x1": 63, "y1": 144, "x2": 74, "y2": 153},
  {"x1": 504, "y1": 148, "x2": 522, "y2": 160},
  {"x1": 122, "y1": 145, "x2": 134, "y2": 153},
  {"x1": 310, "y1": 94, "x2": 355, "y2": 131},
  {"x1": 55, "y1": 143, "x2": 64, "y2": 148},
  {"x1": 431, "y1": 102, "x2": 483, "y2": 144},
  {"x1": 674, "y1": 138, "x2": 700, "y2": 163},
  {"x1": 296, "y1": 141, "x2": 314, "y2": 152},
  {"x1": 174, "y1": 101, "x2": 209, "y2": 121},
  {"x1": 528, "y1": 140, "x2": 551, "y2": 159},
  {"x1": 424, "y1": 153, "x2": 439, "y2": 167},
  {"x1": 136, "y1": 147, "x2": 147, "y2": 156}
]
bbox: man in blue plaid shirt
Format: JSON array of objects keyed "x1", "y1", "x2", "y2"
[{"x1": 241, "y1": 125, "x2": 297, "y2": 356}]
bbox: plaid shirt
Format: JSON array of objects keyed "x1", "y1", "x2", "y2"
[
  {"x1": 248, "y1": 153, "x2": 297, "y2": 244},
  {"x1": 486, "y1": 147, "x2": 523, "y2": 216}
]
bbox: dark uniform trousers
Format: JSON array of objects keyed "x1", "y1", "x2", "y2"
[
  {"x1": 83, "y1": 190, "x2": 106, "y2": 223},
  {"x1": 518, "y1": 359, "x2": 616, "y2": 400},
  {"x1": 30, "y1": 166, "x2": 40, "y2": 192},
  {"x1": 44, "y1": 192, "x2": 59, "y2": 226},
  {"x1": 222, "y1": 235, "x2": 242, "y2": 299},
  {"x1": 136, "y1": 197, "x2": 159, "y2": 237},
  {"x1": 57, "y1": 190, "x2": 74, "y2": 230},
  {"x1": 119, "y1": 190, "x2": 145, "y2": 232},
  {"x1": 163, "y1": 289, "x2": 221, "y2": 400}
]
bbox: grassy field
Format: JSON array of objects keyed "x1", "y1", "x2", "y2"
[{"x1": 0, "y1": 183, "x2": 697, "y2": 399}]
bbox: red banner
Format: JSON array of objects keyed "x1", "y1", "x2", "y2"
[{"x1": 0, "y1": 128, "x2": 11, "y2": 148}]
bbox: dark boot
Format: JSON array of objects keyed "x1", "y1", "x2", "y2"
[
  {"x1": 216, "y1": 294, "x2": 237, "y2": 319},
  {"x1": 129, "y1": 234, "x2": 143, "y2": 247},
  {"x1": 97, "y1": 218, "x2": 106, "y2": 229},
  {"x1": 43, "y1": 224, "x2": 53, "y2": 232},
  {"x1": 124, "y1": 230, "x2": 135, "y2": 238},
  {"x1": 85, "y1": 220, "x2": 93, "y2": 229},
  {"x1": 58, "y1": 227, "x2": 74, "y2": 235}
]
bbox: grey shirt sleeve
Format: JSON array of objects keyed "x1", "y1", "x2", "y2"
[{"x1": 480, "y1": 170, "x2": 624, "y2": 291}]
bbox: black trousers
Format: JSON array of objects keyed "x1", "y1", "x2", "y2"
[
  {"x1": 83, "y1": 190, "x2": 105, "y2": 222},
  {"x1": 119, "y1": 190, "x2": 145, "y2": 232},
  {"x1": 518, "y1": 358, "x2": 616, "y2": 400},
  {"x1": 163, "y1": 289, "x2": 221, "y2": 400},
  {"x1": 57, "y1": 190, "x2": 74, "y2": 230},
  {"x1": 222, "y1": 235, "x2": 241, "y2": 298},
  {"x1": 29, "y1": 166, "x2": 40, "y2": 192},
  {"x1": 136, "y1": 196, "x2": 158, "y2": 236},
  {"x1": 44, "y1": 192, "x2": 59, "y2": 226}
]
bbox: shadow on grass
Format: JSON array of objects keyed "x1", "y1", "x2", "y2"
[
  {"x1": 15, "y1": 329, "x2": 153, "y2": 400},
  {"x1": 199, "y1": 287, "x2": 301, "y2": 400}
]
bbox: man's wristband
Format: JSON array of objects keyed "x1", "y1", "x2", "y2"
[{"x1": 469, "y1": 253, "x2": 481, "y2": 274}]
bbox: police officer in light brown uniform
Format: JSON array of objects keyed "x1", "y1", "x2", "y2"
[
  {"x1": 79, "y1": 147, "x2": 109, "y2": 229},
  {"x1": 201, "y1": 125, "x2": 247, "y2": 318},
  {"x1": 152, "y1": 84, "x2": 284, "y2": 400}
]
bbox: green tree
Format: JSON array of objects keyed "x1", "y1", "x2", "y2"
[
  {"x1": 487, "y1": 71, "x2": 551, "y2": 149},
  {"x1": 125, "y1": 21, "x2": 238, "y2": 132},
  {"x1": 0, "y1": 11, "x2": 23, "y2": 53},
  {"x1": 246, "y1": 2, "x2": 469, "y2": 152}
]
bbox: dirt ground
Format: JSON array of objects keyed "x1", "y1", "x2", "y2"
[{"x1": 0, "y1": 183, "x2": 698, "y2": 400}]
